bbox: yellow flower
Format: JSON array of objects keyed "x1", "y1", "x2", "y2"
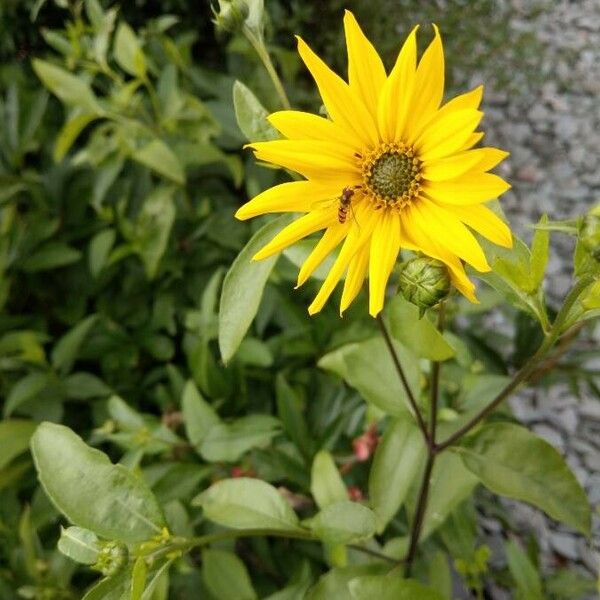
[{"x1": 236, "y1": 11, "x2": 512, "y2": 317}]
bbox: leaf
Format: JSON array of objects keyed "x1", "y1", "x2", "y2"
[
  {"x1": 348, "y1": 576, "x2": 445, "y2": 600},
  {"x1": 51, "y1": 314, "x2": 98, "y2": 375},
  {"x1": 57, "y1": 526, "x2": 100, "y2": 564},
  {"x1": 63, "y1": 372, "x2": 111, "y2": 399},
  {"x1": 232, "y1": 81, "x2": 277, "y2": 142},
  {"x1": 30, "y1": 422, "x2": 166, "y2": 542},
  {"x1": 132, "y1": 140, "x2": 185, "y2": 184},
  {"x1": 131, "y1": 557, "x2": 148, "y2": 600},
  {"x1": 368, "y1": 418, "x2": 425, "y2": 532},
  {"x1": 275, "y1": 374, "x2": 312, "y2": 457},
  {"x1": 32, "y1": 60, "x2": 101, "y2": 112},
  {"x1": 181, "y1": 380, "x2": 220, "y2": 449},
  {"x1": 388, "y1": 296, "x2": 455, "y2": 361},
  {"x1": 4, "y1": 373, "x2": 48, "y2": 417},
  {"x1": 420, "y1": 452, "x2": 478, "y2": 539},
  {"x1": 311, "y1": 450, "x2": 347, "y2": 510},
  {"x1": 304, "y1": 501, "x2": 377, "y2": 545},
  {"x1": 81, "y1": 571, "x2": 131, "y2": 600},
  {"x1": 306, "y1": 565, "x2": 388, "y2": 600},
  {"x1": 113, "y1": 22, "x2": 146, "y2": 78},
  {"x1": 132, "y1": 186, "x2": 176, "y2": 279},
  {"x1": 219, "y1": 215, "x2": 292, "y2": 363},
  {"x1": 457, "y1": 423, "x2": 591, "y2": 535},
  {"x1": 54, "y1": 112, "x2": 100, "y2": 161},
  {"x1": 530, "y1": 214, "x2": 549, "y2": 290},
  {"x1": 88, "y1": 229, "x2": 116, "y2": 278},
  {"x1": 200, "y1": 415, "x2": 281, "y2": 462},
  {"x1": 342, "y1": 338, "x2": 419, "y2": 417},
  {"x1": 193, "y1": 477, "x2": 301, "y2": 532},
  {"x1": 202, "y1": 549, "x2": 257, "y2": 600},
  {"x1": 505, "y1": 540, "x2": 543, "y2": 600},
  {"x1": 0, "y1": 420, "x2": 38, "y2": 470},
  {"x1": 20, "y1": 242, "x2": 82, "y2": 272}
]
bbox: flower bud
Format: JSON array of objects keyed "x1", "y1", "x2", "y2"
[
  {"x1": 93, "y1": 541, "x2": 128, "y2": 577},
  {"x1": 212, "y1": 0, "x2": 249, "y2": 35},
  {"x1": 397, "y1": 257, "x2": 451, "y2": 316},
  {"x1": 580, "y1": 212, "x2": 600, "y2": 261}
]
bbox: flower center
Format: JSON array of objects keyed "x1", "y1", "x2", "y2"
[{"x1": 361, "y1": 143, "x2": 422, "y2": 209}]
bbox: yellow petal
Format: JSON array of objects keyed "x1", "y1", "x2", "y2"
[
  {"x1": 415, "y1": 109, "x2": 483, "y2": 160},
  {"x1": 249, "y1": 140, "x2": 359, "y2": 180},
  {"x1": 443, "y1": 203, "x2": 513, "y2": 248},
  {"x1": 459, "y1": 131, "x2": 484, "y2": 152},
  {"x1": 403, "y1": 25, "x2": 445, "y2": 142},
  {"x1": 296, "y1": 223, "x2": 348, "y2": 287},
  {"x1": 268, "y1": 111, "x2": 356, "y2": 149},
  {"x1": 422, "y1": 172, "x2": 511, "y2": 205},
  {"x1": 436, "y1": 85, "x2": 483, "y2": 118},
  {"x1": 471, "y1": 147, "x2": 509, "y2": 172},
  {"x1": 377, "y1": 26, "x2": 418, "y2": 142},
  {"x1": 422, "y1": 151, "x2": 484, "y2": 182},
  {"x1": 343, "y1": 10, "x2": 386, "y2": 120},
  {"x1": 402, "y1": 212, "x2": 478, "y2": 302},
  {"x1": 308, "y1": 205, "x2": 380, "y2": 314},
  {"x1": 253, "y1": 210, "x2": 337, "y2": 261},
  {"x1": 236, "y1": 180, "x2": 338, "y2": 220},
  {"x1": 369, "y1": 211, "x2": 401, "y2": 316},
  {"x1": 340, "y1": 245, "x2": 370, "y2": 313},
  {"x1": 409, "y1": 199, "x2": 490, "y2": 272},
  {"x1": 296, "y1": 36, "x2": 379, "y2": 147}
]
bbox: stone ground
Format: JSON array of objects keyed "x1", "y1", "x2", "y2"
[{"x1": 447, "y1": 0, "x2": 600, "y2": 596}]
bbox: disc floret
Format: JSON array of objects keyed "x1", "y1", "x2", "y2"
[{"x1": 361, "y1": 142, "x2": 422, "y2": 209}]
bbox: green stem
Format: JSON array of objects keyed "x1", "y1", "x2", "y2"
[
  {"x1": 243, "y1": 26, "x2": 291, "y2": 110},
  {"x1": 376, "y1": 314, "x2": 430, "y2": 445},
  {"x1": 435, "y1": 275, "x2": 594, "y2": 452}
]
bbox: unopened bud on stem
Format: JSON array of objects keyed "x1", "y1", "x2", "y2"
[
  {"x1": 212, "y1": 0, "x2": 249, "y2": 35},
  {"x1": 93, "y1": 541, "x2": 128, "y2": 577},
  {"x1": 580, "y1": 210, "x2": 600, "y2": 261},
  {"x1": 397, "y1": 256, "x2": 451, "y2": 316}
]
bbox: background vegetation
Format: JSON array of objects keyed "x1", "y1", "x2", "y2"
[{"x1": 0, "y1": 1, "x2": 597, "y2": 599}]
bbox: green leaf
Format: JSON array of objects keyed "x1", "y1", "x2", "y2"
[
  {"x1": 202, "y1": 549, "x2": 257, "y2": 600},
  {"x1": 88, "y1": 229, "x2": 116, "y2": 278},
  {"x1": 458, "y1": 423, "x2": 591, "y2": 535},
  {"x1": 530, "y1": 214, "x2": 549, "y2": 290},
  {"x1": 51, "y1": 314, "x2": 98, "y2": 375},
  {"x1": 131, "y1": 557, "x2": 148, "y2": 600},
  {"x1": 348, "y1": 576, "x2": 444, "y2": 600},
  {"x1": 420, "y1": 452, "x2": 478, "y2": 539},
  {"x1": 30, "y1": 422, "x2": 166, "y2": 542},
  {"x1": 0, "y1": 420, "x2": 38, "y2": 470},
  {"x1": 4, "y1": 373, "x2": 49, "y2": 417},
  {"x1": 388, "y1": 296, "x2": 455, "y2": 361},
  {"x1": 132, "y1": 186, "x2": 176, "y2": 279},
  {"x1": 57, "y1": 526, "x2": 100, "y2": 565},
  {"x1": 275, "y1": 374, "x2": 312, "y2": 457},
  {"x1": 311, "y1": 450, "x2": 347, "y2": 509},
  {"x1": 505, "y1": 540, "x2": 543, "y2": 600},
  {"x1": 20, "y1": 242, "x2": 82, "y2": 272},
  {"x1": 199, "y1": 415, "x2": 280, "y2": 462},
  {"x1": 304, "y1": 501, "x2": 377, "y2": 545},
  {"x1": 82, "y1": 571, "x2": 131, "y2": 600},
  {"x1": 232, "y1": 81, "x2": 277, "y2": 142},
  {"x1": 368, "y1": 418, "x2": 424, "y2": 532},
  {"x1": 32, "y1": 59, "x2": 101, "y2": 112},
  {"x1": 132, "y1": 140, "x2": 184, "y2": 184},
  {"x1": 63, "y1": 372, "x2": 111, "y2": 399},
  {"x1": 219, "y1": 216, "x2": 292, "y2": 363},
  {"x1": 306, "y1": 566, "x2": 388, "y2": 600},
  {"x1": 193, "y1": 477, "x2": 301, "y2": 532},
  {"x1": 107, "y1": 395, "x2": 145, "y2": 430},
  {"x1": 339, "y1": 338, "x2": 419, "y2": 417},
  {"x1": 54, "y1": 112, "x2": 100, "y2": 161},
  {"x1": 181, "y1": 380, "x2": 220, "y2": 449},
  {"x1": 113, "y1": 22, "x2": 146, "y2": 78}
]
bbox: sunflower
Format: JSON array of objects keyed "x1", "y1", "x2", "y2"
[{"x1": 235, "y1": 11, "x2": 512, "y2": 317}]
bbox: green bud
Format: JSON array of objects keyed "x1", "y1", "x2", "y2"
[
  {"x1": 212, "y1": 0, "x2": 249, "y2": 35},
  {"x1": 397, "y1": 256, "x2": 451, "y2": 316},
  {"x1": 580, "y1": 211, "x2": 600, "y2": 261},
  {"x1": 93, "y1": 541, "x2": 128, "y2": 577}
]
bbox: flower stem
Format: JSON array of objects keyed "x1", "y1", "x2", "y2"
[
  {"x1": 243, "y1": 26, "x2": 291, "y2": 110},
  {"x1": 376, "y1": 314, "x2": 429, "y2": 444}
]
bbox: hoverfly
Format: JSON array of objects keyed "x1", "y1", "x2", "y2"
[{"x1": 312, "y1": 185, "x2": 361, "y2": 227}]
